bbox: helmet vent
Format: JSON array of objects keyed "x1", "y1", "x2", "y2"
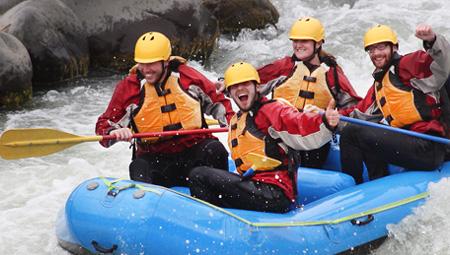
[
  {"x1": 142, "y1": 36, "x2": 146, "y2": 40},
  {"x1": 150, "y1": 36, "x2": 155, "y2": 40},
  {"x1": 305, "y1": 18, "x2": 310, "y2": 21}
]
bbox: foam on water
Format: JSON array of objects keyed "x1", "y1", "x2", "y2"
[
  {"x1": 374, "y1": 178, "x2": 450, "y2": 254},
  {"x1": 1, "y1": 0, "x2": 450, "y2": 254}
]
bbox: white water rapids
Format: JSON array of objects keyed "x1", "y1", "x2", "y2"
[{"x1": 1, "y1": 0, "x2": 450, "y2": 254}]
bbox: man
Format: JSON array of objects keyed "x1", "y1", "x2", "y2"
[
  {"x1": 188, "y1": 62, "x2": 339, "y2": 213},
  {"x1": 339, "y1": 24, "x2": 450, "y2": 184},
  {"x1": 216, "y1": 17, "x2": 361, "y2": 169},
  {"x1": 96, "y1": 32, "x2": 234, "y2": 187}
]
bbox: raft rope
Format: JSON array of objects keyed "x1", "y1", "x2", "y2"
[
  {"x1": 99, "y1": 177, "x2": 162, "y2": 196},
  {"x1": 98, "y1": 177, "x2": 428, "y2": 228}
]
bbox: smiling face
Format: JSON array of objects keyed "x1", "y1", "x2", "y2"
[
  {"x1": 228, "y1": 81, "x2": 257, "y2": 112},
  {"x1": 137, "y1": 61, "x2": 167, "y2": 84},
  {"x1": 367, "y1": 42, "x2": 394, "y2": 69},
  {"x1": 292, "y1": 39, "x2": 320, "y2": 61}
]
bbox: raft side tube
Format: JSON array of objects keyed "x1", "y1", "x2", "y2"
[
  {"x1": 65, "y1": 178, "x2": 163, "y2": 254},
  {"x1": 58, "y1": 163, "x2": 450, "y2": 254}
]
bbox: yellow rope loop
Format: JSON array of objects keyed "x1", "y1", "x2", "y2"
[
  {"x1": 99, "y1": 177, "x2": 126, "y2": 191},
  {"x1": 99, "y1": 177, "x2": 162, "y2": 195},
  {"x1": 135, "y1": 184, "x2": 163, "y2": 195}
]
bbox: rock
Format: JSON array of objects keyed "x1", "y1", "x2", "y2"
[
  {"x1": 0, "y1": 32, "x2": 32, "y2": 108},
  {"x1": 0, "y1": 0, "x2": 280, "y2": 82},
  {"x1": 0, "y1": 0, "x2": 24, "y2": 14},
  {"x1": 62, "y1": 0, "x2": 220, "y2": 71},
  {"x1": 0, "y1": 0, "x2": 89, "y2": 86},
  {"x1": 202, "y1": 0, "x2": 279, "y2": 35}
]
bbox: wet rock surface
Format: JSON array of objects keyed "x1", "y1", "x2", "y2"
[
  {"x1": 203, "y1": 0, "x2": 279, "y2": 34},
  {"x1": 62, "y1": 0, "x2": 220, "y2": 71},
  {"x1": 0, "y1": 32, "x2": 32, "y2": 108},
  {"x1": 0, "y1": 0, "x2": 89, "y2": 86},
  {"x1": 0, "y1": 0, "x2": 279, "y2": 108}
]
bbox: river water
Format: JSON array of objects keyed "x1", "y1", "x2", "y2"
[{"x1": 1, "y1": 0, "x2": 450, "y2": 254}]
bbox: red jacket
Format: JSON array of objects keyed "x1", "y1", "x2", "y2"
[
  {"x1": 96, "y1": 64, "x2": 234, "y2": 154},
  {"x1": 247, "y1": 97, "x2": 333, "y2": 201},
  {"x1": 340, "y1": 35, "x2": 450, "y2": 136},
  {"x1": 257, "y1": 56, "x2": 362, "y2": 108}
]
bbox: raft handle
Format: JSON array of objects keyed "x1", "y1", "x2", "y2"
[
  {"x1": 91, "y1": 240, "x2": 118, "y2": 254},
  {"x1": 351, "y1": 214, "x2": 374, "y2": 226}
]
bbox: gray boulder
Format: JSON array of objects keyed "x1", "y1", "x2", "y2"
[
  {"x1": 0, "y1": 0, "x2": 89, "y2": 86},
  {"x1": 0, "y1": 0, "x2": 24, "y2": 14},
  {"x1": 1, "y1": 0, "x2": 280, "y2": 76},
  {"x1": 203, "y1": 0, "x2": 279, "y2": 34},
  {"x1": 0, "y1": 32, "x2": 32, "y2": 108},
  {"x1": 0, "y1": 0, "x2": 281, "y2": 108},
  {"x1": 62, "y1": 0, "x2": 220, "y2": 71}
]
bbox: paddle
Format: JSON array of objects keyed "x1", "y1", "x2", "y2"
[
  {"x1": 241, "y1": 153, "x2": 281, "y2": 178},
  {"x1": 307, "y1": 103, "x2": 450, "y2": 145},
  {"x1": 0, "y1": 127, "x2": 228, "y2": 160},
  {"x1": 205, "y1": 118, "x2": 220, "y2": 126},
  {"x1": 340, "y1": 116, "x2": 450, "y2": 145}
]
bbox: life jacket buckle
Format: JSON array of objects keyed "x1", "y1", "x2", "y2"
[
  {"x1": 299, "y1": 90, "x2": 315, "y2": 99},
  {"x1": 160, "y1": 103, "x2": 177, "y2": 113},
  {"x1": 303, "y1": 76, "x2": 317, "y2": 82}
]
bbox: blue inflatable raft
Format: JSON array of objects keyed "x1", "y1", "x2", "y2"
[{"x1": 56, "y1": 146, "x2": 450, "y2": 254}]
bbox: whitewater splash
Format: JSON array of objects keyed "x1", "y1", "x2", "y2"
[{"x1": 1, "y1": 0, "x2": 450, "y2": 254}]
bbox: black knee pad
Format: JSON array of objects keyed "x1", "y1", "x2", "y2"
[
  {"x1": 201, "y1": 140, "x2": 228, "y2": 169},
  {"x1": 202, "y1": 140, "x2": 227, "y2": 155},
  {"x1": 340, "y1": 123, "x2": 362, "y2": 144},
  {"x1": 129, "y1": 158, "x2": 151, "y2": 182},
  {"x1": 188, "y1": 166, "x2": 207, "y2": 179}
]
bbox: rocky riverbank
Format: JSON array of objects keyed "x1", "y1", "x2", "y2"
[{"x1": 0, "y1": 0, "x2": 278, "y2": 108}]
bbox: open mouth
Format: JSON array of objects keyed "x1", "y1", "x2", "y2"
[
  {"x1": 238, "y1": 93, "x2": 249, "y2": 104},
  {"x1": 295, "y1": 48, "x2": 306, "y2": 52},
  {"x1": 373, "y1": 57, "x2": 386, "y2": 66},
  {"x1": 145, "y1": 74, "x2": 156, "y2": 81}
]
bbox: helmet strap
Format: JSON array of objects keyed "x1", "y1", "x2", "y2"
[
  {"x1": 382, "y1": 44, "x2": 397, "y2": 70},
  {"x1": 155, "y1": 61, "x2": 169, "y2": 88},
  {"x1": 301, "y1": 42, "x2": 320, "y2": 64}
]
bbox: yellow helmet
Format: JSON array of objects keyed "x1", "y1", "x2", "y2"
[
  {"x1": 134, "y1": 32, "x2": 171, "y2": 63},
  {"x1": 289, "y1": 17, "x2": 325, "y2": 42},
  {"x1": 364, "y1": 24, "x2": 398, "y2": 50},
  {"x1": 224, "y1": 62, "x2": 260, "y2": 89}
]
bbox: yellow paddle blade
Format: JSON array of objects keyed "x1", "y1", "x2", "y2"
[
  {"x1": 0, "y1": 128, "x2": 102, "y2": 160},
  {"x1": 242, "y1": 153, "x2": 281, "y2": 170},
  {"x1": 205, "y1": 118, "x2": 220, "y2": 126}
]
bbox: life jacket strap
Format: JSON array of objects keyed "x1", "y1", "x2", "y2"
[
  {"x1": 161, "y1": 103, "x2": 177, "y2": 113},
  {"x1": 163, "y1": 122, "x2": 182, "y2": 131},
  {"x1": 231, "y1": 138, "x2": 238, "y2": 148},
  {"x1": 299, "y1": 90, "x2": 315, "y2": 99},
  {"x1": 303, "y1": 75, "x2": 317, "y2": 82}
]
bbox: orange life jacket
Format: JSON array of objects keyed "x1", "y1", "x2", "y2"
[
  {"x1": 132, "y1": 74, "x2": 203, "y2": 143},
  {"x1": 375, "y1": 71, "x2": 436, "y2": 128},
  {"x1": 228, "y1": 109, "x2": 285, "y2": 175},
  {"x1": 273, "y1": 62, "x2": 333, "y2": 110}
]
